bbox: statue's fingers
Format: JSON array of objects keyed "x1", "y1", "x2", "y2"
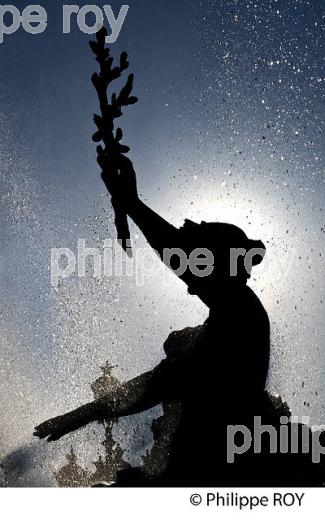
[
  {"x1": 34, "y1": 416, "x2": 62, "y2": 438},
  {"x1": 33, "y1": 429, "x2": 49, "y2": 439},
  {"x1": 34, "y1": 422, "x2": 51, "y2": 438}
]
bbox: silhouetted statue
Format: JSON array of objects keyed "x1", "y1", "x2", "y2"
[
  {"x1": 34, "y1": 33, "x2": 325, "y2": 486},
  {"x1": 35, "y1": 152, "x2": 276, "y2": 482}
]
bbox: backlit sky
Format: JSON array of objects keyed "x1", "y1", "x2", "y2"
[{"x1": 0, "y1": 0, "x2": 324, "y2": 486}]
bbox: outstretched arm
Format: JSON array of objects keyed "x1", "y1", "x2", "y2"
[{"x1": 34, "y1": 369, "x2": 163, "y2": 442}]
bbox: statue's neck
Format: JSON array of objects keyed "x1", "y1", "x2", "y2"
[{"x1": 202, "y1": 283, "x2": 249, "y2": 314}]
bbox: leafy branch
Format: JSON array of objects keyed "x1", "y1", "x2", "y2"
[{"x1": 89, "y1": 27, "x2": 138, "y2": 254}]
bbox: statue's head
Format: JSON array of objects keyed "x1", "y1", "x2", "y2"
[{"x1": 178, "y1": 219, "x2": 266, "y2": 301}]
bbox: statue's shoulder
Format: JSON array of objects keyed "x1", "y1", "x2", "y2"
[{"x1": 163, "y1": 325, "x2": 205, "y2": 359}]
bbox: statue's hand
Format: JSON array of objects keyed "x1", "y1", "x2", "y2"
[
  {"x1": 34, "y1": 408, "x2": 91, "y2": 442},
  {"x1": 101, "y1": 154, "x2": 139, "y2": 211}
]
